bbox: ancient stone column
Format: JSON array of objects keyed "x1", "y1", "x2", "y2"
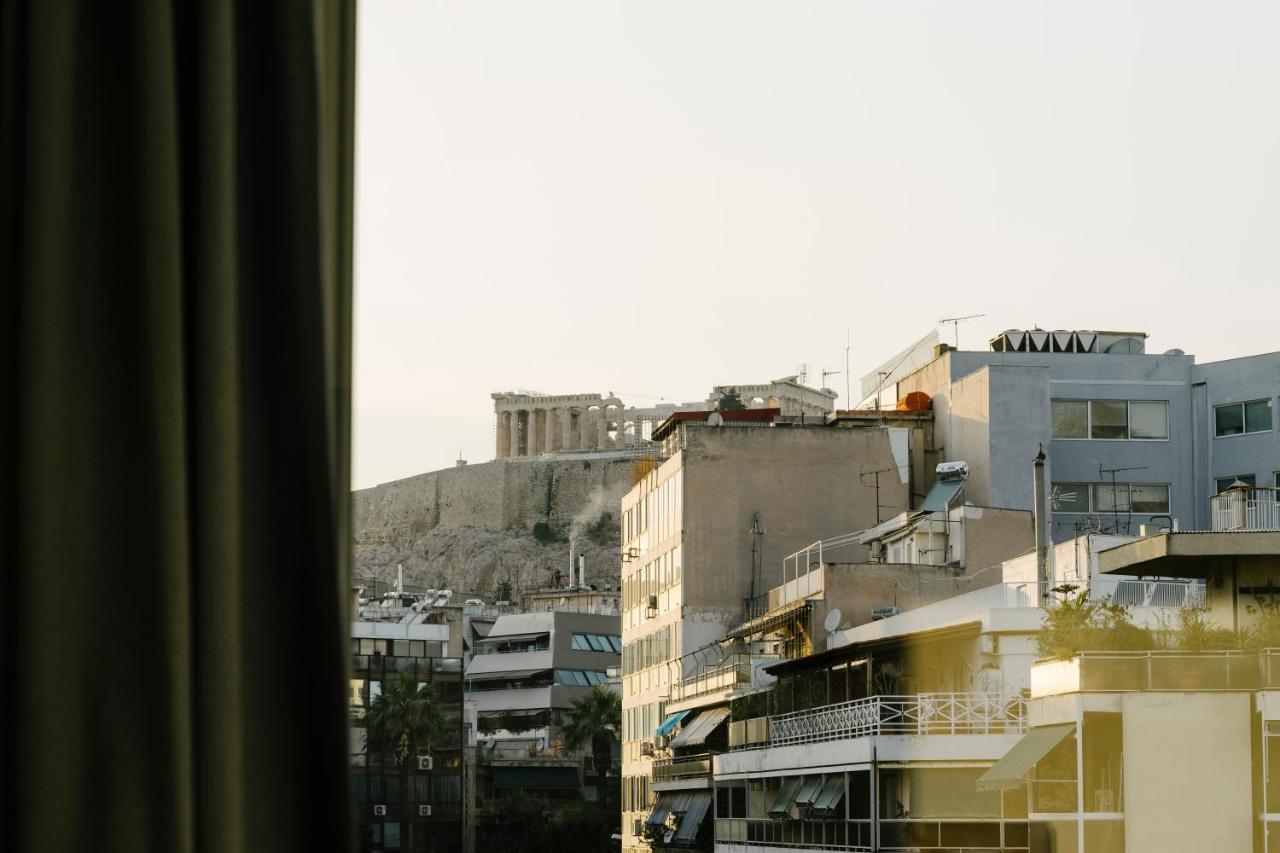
[
  {"x1": 562, "y1": 408, "x2": 575, "y2": 452},
  {"x1": 598, "y1": 408, "x2": 610, "y2": 449},
  {"x1": 509, "y1": 410, "x2": 521, "y2": 457},
  {"x1": 497, "y1": 410, "x2": 511, "y2": 458},
  {"x1": 527, "y1": 408, "x2": 540, "y2": 457}
]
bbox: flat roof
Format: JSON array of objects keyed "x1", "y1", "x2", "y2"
[{"x1": 1097, "y1": 531, "x2": 1280, "y2": 577}]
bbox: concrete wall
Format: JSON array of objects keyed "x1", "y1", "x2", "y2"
[
  {"x1": 1121, "y1": 691, "x2": 1253, "y2": 853},
  {"x1": 680, "y1": 426, "x2": 912, "y2": 635},
  {"x1": 1194, "y1": 351, "x2": 1280, "y2": 526}
]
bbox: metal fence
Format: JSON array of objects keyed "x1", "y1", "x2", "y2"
[
  {"x1": 766, "y1": 692, "x2": 1027, "y2": 748},
  {"x1": 1212, "y1": 486, "x2": 1280, "y2": 531}
]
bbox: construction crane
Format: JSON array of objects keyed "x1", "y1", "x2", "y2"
[{"x1": 938, "y1": 314, "x2": 986, "y2": 349}]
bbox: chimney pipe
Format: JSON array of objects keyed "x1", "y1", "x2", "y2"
[
  {"x1": 579, "y1": 555, "x2": 586, "y2": 589},
  {"x1": 397, "y1": 564, "x2": 403, "y2": 596},
  {"x1": 1032, "y1": 446, "x2": 1048, "y2": 600}
]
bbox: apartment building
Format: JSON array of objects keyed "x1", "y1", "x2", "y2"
[
  {"x1": 351, "y1": 610, "x2": 465, "y2": 853},
  {"x1": 620, "y1": 417, "x2": 915, "y2": 853},
  {"x1": 632, "y1": 513, "x2": 1207, "y2": 853},
  {"x1": 465, "y1": 610, "x2": 621, "y2": 831},
  {"x1": 981, "y1": 525, "x2": 1280, "y2": 852},
  {"x1": 864, "y1": 328, "x2": 1279, "y2": 539}
]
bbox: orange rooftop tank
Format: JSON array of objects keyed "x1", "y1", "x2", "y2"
[{"x1": 896, "y1": 391, "x2": 932, "y2": 412}]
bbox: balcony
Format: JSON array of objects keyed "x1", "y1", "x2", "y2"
[
  {"x1": 732, "y1": 693, "x2": 1027, "y2": 750},
  {"x1": 1212, "y1": 486, "x2": 1280, "y2": 532},
  {"x1": 668, "y1": 653, "x2": 781, "y2": 704},
  {"x1": 1031, "y1": 650, "x2": 1263, "y2": 696},
  {"x1": 1089, "y1": 576, "x2": 1205, "y2": 609},
  {"x1": 652, "y1": 753, "x2": 712, "y2": 781}
]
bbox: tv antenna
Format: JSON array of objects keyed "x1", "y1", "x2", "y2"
[
  {"x1": 1098, "y1": 463, "x2": 1149, "y2": 535},
  {"x1": 860, "y1": 466, "x2": 895, "y2": 524},
  {"x1": 822, "y1": 330, "x2": 853, "y2": 409},
  {"x1": 938, "y1": 314, "x2": 986, "y2": 349}
]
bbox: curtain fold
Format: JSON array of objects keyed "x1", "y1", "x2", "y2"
[{"x1": 2, "y1": 1, "x2": 356, "y2": 851}]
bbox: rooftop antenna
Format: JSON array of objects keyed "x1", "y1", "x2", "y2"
[
  {"x1": 938, "y1": 314, "x2": 986, "y2": 349},
  {"x1": 795, "y1": 363, "x2": 810, "y2": 386},
  {"x1": 1098, "y1": 463, "x2": 1150, "y2": 535},
  {"x1": 845, "y1": 329, "x2": 851, "y2": 411}
]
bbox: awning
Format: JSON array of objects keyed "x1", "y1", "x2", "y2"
[
  {"x1": 975, "y1": 724, "x2": 1075, "y2": 791},
  {"x1": 810, "y1": 775, "x2": 845, "y2": 815},
  {"x1": 655, "y1": 710, "x2": 692, "y2": 738},
  {"x1": 768, "y1": 776, "x2": 804, "y2": 818},
  {"x1": 646, "y1": 797, "x2": 673, "y2": 829},
  {"x1": 669, "y1": 707, "x2": 731, "y2": 748},
  {"x1": 490, "y1": 765, "x2": 581, "y2": 790},
  {"x1": 477, "y1": 632, "x2": 549, "y2": 645},
  {"x1": 673, "y1": 790, "x2": 713, "y2": 844},
  {"x1": 464, "y1": 668, "x2": 550, "y2": 682},
  {"x1": 793, "y1": 775, "x2": 825, "y2": 808},
  {"x1": 920, "y1": 478, "x2": 965, "y2": 512}
]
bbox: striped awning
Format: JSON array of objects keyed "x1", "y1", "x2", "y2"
[{"x1": 655, "y1": 710, "x2": 691, "y2": 738}]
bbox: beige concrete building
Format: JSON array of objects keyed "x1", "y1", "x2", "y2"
[
  {"x1": 491, "y1": 377, "x2": 839, "y2": 459},
  {"x1": 619, "y1": 418, "x2": 915, "y2": 853}
]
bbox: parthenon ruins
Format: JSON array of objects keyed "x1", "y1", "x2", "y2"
[{"x1": 491, "y1": 377, "x2": 838, "y2": 459}]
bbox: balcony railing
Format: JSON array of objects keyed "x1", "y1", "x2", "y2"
[
  {"x1": 1090, "y1": 576, "x2": 1205, "y2": 609},
  {"x1": 652, "y1": 753, "x2": 712, "y2": 781},
  {"x1": 1212, "y1": 486, "x2": 1280, "y2": 531},
  {"x1": 713, "y1": 818, "x2": 1026, "y2": 851},
  {"x1": 669, "y1": 654, "x2": 762, "y2": 703},
  {"x1": 1031, "y1": 649, "x2": 1266, "y2": 696},
  {"x1": 742, "y1": 693, "x2": 1026, "y2": 749}
]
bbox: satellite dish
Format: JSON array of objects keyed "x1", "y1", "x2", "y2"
[{"x1": 823, "y1": 609, "x2": 843, "y2": 633}]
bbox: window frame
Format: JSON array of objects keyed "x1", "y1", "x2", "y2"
[
  {"x1": 1050, "y1": 481, "x2": 1171, "y2": 515},
  {"x1": 1050, "y1": 399, "x2": 1170, "y2": 442},
  {"x1": 1216, "y1": 474, "x2": 1257, "y2": 494},
  {"x1": 1215, "y1": 398, "x2": 1274, "y2": 438}
]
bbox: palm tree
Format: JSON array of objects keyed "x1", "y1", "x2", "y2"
[
  {"x1": 365, "y1": 673, "x2": 447, "y2": 852},
  {"x1": 561, "y1": 685, "x2": 621, "y2": 813}
]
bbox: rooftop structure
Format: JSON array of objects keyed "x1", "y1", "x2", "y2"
[{"x1": 857, "y1": 326, "x2": 1279, "y2": 540}]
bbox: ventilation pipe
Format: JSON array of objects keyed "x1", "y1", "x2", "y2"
[
  {"x1": 1032, "y1": 446, "x2": 1048, "y2": 600},
  {"x1": 578, "y1": 555, "x2": 586, "y2": 590}
]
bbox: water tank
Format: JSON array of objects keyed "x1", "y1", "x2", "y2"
[{"x1": 896, "y1": 391, "x2": 932, "y2": 412}]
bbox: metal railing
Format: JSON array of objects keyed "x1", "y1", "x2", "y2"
[
  {"x1": 713, "y1": 819, "x2": 1026, "y2": 851},
  {"x1": 1051, "y1": 649, "x2": 1261, "y2": 692},
  {"x1": 652, "y1": 753, "x2": 712, "y2": 781},
  {"x1": 1090, "y1": 576, "x2": 1206, "y2": 609},
  {"x1": 761, "y1": 693, "x2": 1026, "y2": 748},
  {"x1": 669, "y1": 655, "x2": 754, "y2": 703},
  {"x1": 1212, "y1": 486, "x2": 1280, "y2": 531}
]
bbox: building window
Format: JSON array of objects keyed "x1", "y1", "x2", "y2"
[
  {"x1": 1053, "y1": 482, "x2": 1170, "y2": 514},
  {"x1": 1216, "y1": 474, "x2": 1256, "y2": 493},
  {"x1": 1051, "y1": 399, "x2": 1169, "y2": 440},
  {"x1": 1089, "y1": 401, "x2": 1128, "y2": 440},
  {"x1": 1215, "y1": 399, "x2": 1273, "y2": 437}
]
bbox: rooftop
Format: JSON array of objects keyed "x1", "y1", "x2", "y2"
[
  {"x1": 1096, "y1": 530, "x2": 1280, "y2": 577},
  {"x1": 650, "y1": 407, "x2": 781, "y2": 442}
]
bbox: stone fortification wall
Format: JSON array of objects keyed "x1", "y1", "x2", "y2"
[{"x1": 354, "y1": 456, "x2": 636, "y2": 597}]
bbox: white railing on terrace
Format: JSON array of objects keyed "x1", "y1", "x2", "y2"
[
  {"x1": 1212, "y1": 486, "x2": 1280, "y2": 531},
  {"x1": 765, "y1": 693, "x2": 1026, "y2": 748},
  {"x1": 1091, "y1": 576, "x2": 1205, "y2": 609}
]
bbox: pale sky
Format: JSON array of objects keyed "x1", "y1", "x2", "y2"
[{"x1": 354, "y1": 1, "x2": 1280, "y2": 489}]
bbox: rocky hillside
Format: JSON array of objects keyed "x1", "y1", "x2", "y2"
[{"x1": 353, "y1": 455, "x2": 636, "y2": 597}]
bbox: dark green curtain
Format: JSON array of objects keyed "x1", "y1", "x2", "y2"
[{"x1": 1, "y1": 1, "x2": 356, "y2": 851}]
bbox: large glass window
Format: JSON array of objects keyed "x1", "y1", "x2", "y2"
[
  {"x1": 1216, "y1": 399, "x2": 1273, "y2": 437},
  {"x1": 1128, "y1": 401, "x2": 1169, "y2": 440},
  {"x1": 1050, "y1": 483, "x2": 1090, "y2": 513},
  {"x1": 1052, "y1": 399, "x2": 1168, "y2": 440},
  {"x1": 1051, "y1": 400, "x2": 1088, "y2": 438},
  {"x1": 1055, "y1": 482, "x2": 1170, "y2": 514},
  {"x1": 1090, "y1": 401, "x2": 1128, "y2": 439},
  {"x1": 1216, "y1": 474, "x2": 1256, "y2": 493},
  {"x1": 1129, "y1": 484, "x2": 1170, "y2": 514}
]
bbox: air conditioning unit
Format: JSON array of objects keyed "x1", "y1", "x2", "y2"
[
  {"x1": 373, "y1": 805, "x2": 387, "y2": 817},
  {"x1": 869, "y1": 541, "x2": 885, "y2": 560},
  {"x1": 418, "y1": 805, "x2": 433, "y2": 817},
  {"x1": 654, "y1": 733, "x2": 670, "y2": 749},
  {"x1": 417, "y1": 755, "x2": 433, "y2": 771},
  {"x1": 647, "y1": 595, "x2": 658, "y2": 614},
  {"x1": 870, "y1": 606, "x2": 901, "y2": 620},
  {"x1": 640, "y1": 741, "x2": 655, "y2": 756}
]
